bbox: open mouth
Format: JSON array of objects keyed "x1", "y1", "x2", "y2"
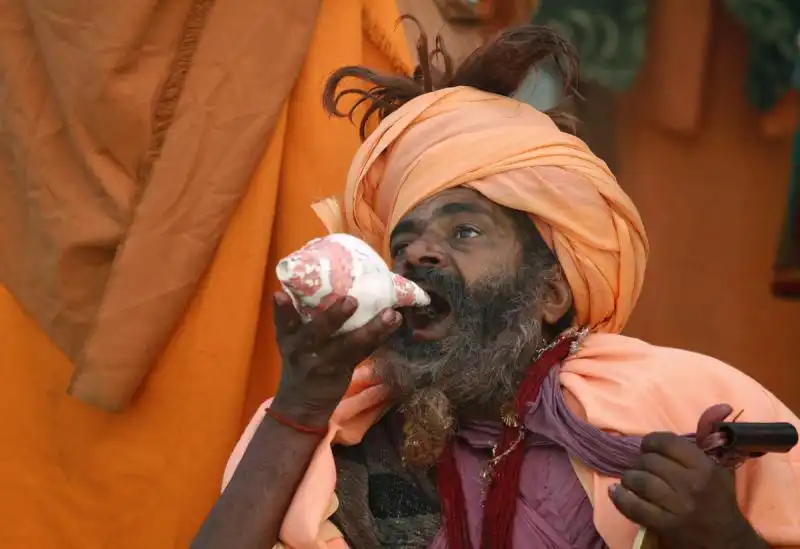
[{"x1": 401, "y1": 287, "x2": 453, "y2": 341}]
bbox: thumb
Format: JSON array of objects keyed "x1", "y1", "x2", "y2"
[{"x1": 696, "y1": 403, "x2": 734, "y2": 446}]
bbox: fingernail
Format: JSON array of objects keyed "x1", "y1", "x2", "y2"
[
  {"x1": 274, "y1": 292, "x2": 290, "y2": 305},
  {"x1": 381, "y1": 309, "x2": 400, "y2": 325},
  {"x1": 342, "y1": 296, "x2": 357, "y2": 313}
]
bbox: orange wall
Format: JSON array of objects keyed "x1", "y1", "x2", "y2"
[{"x1": 617, "y1": 9, "x2": 800, "y2": 411}]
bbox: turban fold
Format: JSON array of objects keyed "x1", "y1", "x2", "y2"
[{"x1": 314, "y1": 86, "x2": 648, "y2": 332}]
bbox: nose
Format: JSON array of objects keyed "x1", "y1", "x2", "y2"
[{"x1": 402, "y1": 237, "x2": 448, "y2": 268}]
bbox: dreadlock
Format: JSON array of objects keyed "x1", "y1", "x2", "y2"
[{"x1": 322, "y1": 16, "x2": 580, "y2": 140}]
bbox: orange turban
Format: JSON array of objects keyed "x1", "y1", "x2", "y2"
[{"x1": 314, "y1": 86, "x2": 648, "y2": 333}]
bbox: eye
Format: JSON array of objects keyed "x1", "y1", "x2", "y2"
[
  {"x1": 390, "y1": 241, "x2": 409, "y2": 258},
  {"x1": 454, "y1": 225, "x2": 481, "y2": 240}
]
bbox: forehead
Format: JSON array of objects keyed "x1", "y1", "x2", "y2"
[{"x1": 396, "y1": 187, "x2": 507, "y2": 225}]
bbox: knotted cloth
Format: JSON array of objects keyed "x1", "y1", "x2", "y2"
[{"x1": 314, "y1": 86, "x2": 649, "y2": 333}]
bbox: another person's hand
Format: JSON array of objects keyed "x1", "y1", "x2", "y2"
[
  {"x1": 610, "y1": 432, "x2": 768, "y2": 549},
  {"x1": 270, "y1": 292, "x2": 402, "y2": 426}
]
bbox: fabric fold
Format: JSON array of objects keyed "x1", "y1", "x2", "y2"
[
  {"x1": 0, "y1": 0, "x2": 323, "y2": 411},
  {"x1": 224, "y1": 334, "x2": 800, "y2": 549},
  {"x1": 335, "y1": 86, "x2": 648, "y2": 333}
]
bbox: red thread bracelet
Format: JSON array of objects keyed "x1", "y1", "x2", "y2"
[{"x1": 265, "y1": 407, "x2": 328, "y2": 436}]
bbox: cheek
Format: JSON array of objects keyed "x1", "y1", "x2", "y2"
[
  {"x1": 455, "y1": 242, "x2": 519, "y2": 281},
  {"x1": 454, "y1": 262, "x2": 484, "y2": 287}
]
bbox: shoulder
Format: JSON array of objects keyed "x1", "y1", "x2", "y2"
[
  {"x1": 562, "y1": 335, "x2": 800, "y2": 547},
  {"x1": 560, "y1": 333, "x2": 795, "y2": 434}
]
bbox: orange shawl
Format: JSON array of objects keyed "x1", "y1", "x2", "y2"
[{"x1": 225, "y1": 335, "x2": 800, "y2": 549}]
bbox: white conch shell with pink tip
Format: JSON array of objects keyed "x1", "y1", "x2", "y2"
[{"x1": 276, "y1": 233, "x2": 430, "y2": 333}]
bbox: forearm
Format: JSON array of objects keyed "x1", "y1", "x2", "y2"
[
  {"x1": 724, "y1": 529, "x2": 770, "y2": 549},
  {"x1": 190, "y1": 403, "x2": 330, "y2": 549},
  {"x1": 721, "y1": 514, "x2": 771, "y2": 549}
]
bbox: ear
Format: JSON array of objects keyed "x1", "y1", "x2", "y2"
[{"x1": 540, "y1": 276, "x2": 573, "y2": 326}]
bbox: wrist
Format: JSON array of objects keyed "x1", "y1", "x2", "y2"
[
  {"x1": 717, "y1": 516, "x2": 768, "y2": 549},
  {"x1": 270, "y1": 394, "x2": 335, "y2": 429}
]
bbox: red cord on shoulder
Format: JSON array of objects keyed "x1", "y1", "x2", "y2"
[{"x1": 265, "y1": 407, "x2": 328, "y2": 437}]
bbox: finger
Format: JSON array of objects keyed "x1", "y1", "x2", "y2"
[
  {"x1": 696, "y1": 403, "x2": 734, "y2": 443},
  {"x1": 641, "y1": 432, "x2": 712, "y2": 469},
  {"x1": 609, "y1": 483, "x2": 671, "y2": 530},
  {"x1": 273, "y1": 292, "x2": 302, "y2": 338},
  {"x1": 296, "y1": 296, "x2": 358, "y2": 348},
  {"x1": 314, "y1": 308, "x2": 402, "y2": 368},
  {"x1": 620, "y1": 469, "x2": 684, "y2": 514},
  {"x1": 635, "y1": 452, "x2": 693, "y2": 493}
]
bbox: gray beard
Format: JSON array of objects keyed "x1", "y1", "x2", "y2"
[{"x1": 372, "y1": 265, "x2": 554, "y2": 468}]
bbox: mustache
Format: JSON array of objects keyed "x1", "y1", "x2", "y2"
[{"x1": 403, "y1": 266, "x2": 465, "y2": 309}]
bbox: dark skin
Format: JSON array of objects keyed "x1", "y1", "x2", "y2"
[
  {"x1": 190, "y1": 188, "x2": 570, "y2": 549},
  {"x1": 191, "y1": 188, "x2": 766, "y2": 548},
  {"x1": 190, "y1": 298, "x2": 403, "y2": 549},
  {"x1": 611, "y1": 432, "x2": 769, "y2": 549},
  {"x1": 389, "y1": 188, "x2": 572, "y2": 326}
]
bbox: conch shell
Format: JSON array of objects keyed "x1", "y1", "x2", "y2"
[{"x1": 276, "y1": 234, "x2": 430, "y2": 333}]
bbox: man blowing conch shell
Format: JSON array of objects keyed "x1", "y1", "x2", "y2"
[{"x1": 191, "y1": 25, "x2": 800, "y2": 549}]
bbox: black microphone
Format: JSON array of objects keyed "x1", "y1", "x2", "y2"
[{"x1": 712, "y1": 422, "x2": 799, "y2": 457}]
